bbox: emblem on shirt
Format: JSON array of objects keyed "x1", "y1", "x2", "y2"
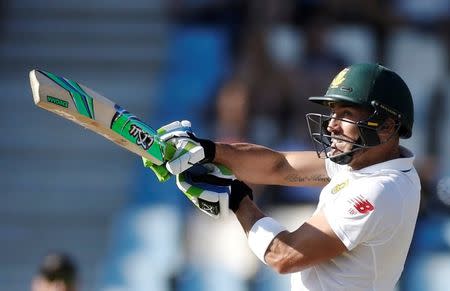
[
  {"x1": 331, "y1": 179, "x2": 349, "y2": 194},
  {"x1": 348, "y1": 195, "x2": 374, "y2": 215}
]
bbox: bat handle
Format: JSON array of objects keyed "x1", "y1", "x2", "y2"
[{"x1": 164, "y1": 142, "x2": 177, "y2": 161}]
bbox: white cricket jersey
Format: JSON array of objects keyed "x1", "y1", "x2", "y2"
[{"x1": 292, "y1": 146, "x2": 421, "y2": 291}]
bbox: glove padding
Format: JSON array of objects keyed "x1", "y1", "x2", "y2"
[
  {"x1": 142, "y1": 120, "x2": 203, "y2": 181},
  {"x1": 176, "y1": 163, "x2": 253, "y2": 218},
  {"x1": 176, "y1": 163, "x2": 234, "y2": 218},
  {"x1": 142, "y1": 120, "x2": 215, "y2": 181},
  {"x1": 159, "y1": 120, "x2": 215, "y2": 175}
]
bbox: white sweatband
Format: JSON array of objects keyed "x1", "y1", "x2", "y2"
[{"x1": 248, "y1": 217, "x2": 287, "y2": 264}]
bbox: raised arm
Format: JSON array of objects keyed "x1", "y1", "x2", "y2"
[
  {"x1": 214, "y1": 142, "x2": 329, "y2": 187},
  {"x1": 143, "y1": 120, "x2": 329, "y2": 187}
]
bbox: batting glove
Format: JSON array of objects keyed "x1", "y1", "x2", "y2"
[
  {"x1": 158, "y1": 120, "x2": 215, "y2": 175},
  {"x1": 142, "y1": 120, "x2": 215, "y2": 181},
  {"x1": 176, "y1": 163, "x2": 253, "y2": 218}
]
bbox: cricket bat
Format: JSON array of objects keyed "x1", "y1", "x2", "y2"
[{"x1": 29, "y1": 69, "x2": 173, "y2": 166}]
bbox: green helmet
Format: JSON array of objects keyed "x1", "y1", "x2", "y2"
[
  {"x1": 309, "y1": 63, "x2": 414, "y2": 138},
  {"x1": 306, "y1": 63, "x2": 414, "y2": 165}
]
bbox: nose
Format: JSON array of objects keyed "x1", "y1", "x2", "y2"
[{"x1": 327, "y1": 115, "x2": 341, "y2": 134}]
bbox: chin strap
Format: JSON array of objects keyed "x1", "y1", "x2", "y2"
[
  {"x1": 329, "y1": 137, "x2": 365, "y2": 165},
  {"x1": 330, "y1": 152, "x2": 354, "y2": 165}
]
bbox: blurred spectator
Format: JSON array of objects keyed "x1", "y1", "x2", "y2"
[
  {"x1": 234, "y1": 27, "x2": 295, "y2": 147},
  {"x1": 31, "y1": 252, "x2": 78, "y2": 291},
  {"x1": 213, "y1": 77, "x2": 250, "y2": 142},
  {"x1": 289, "y1": 13, "x2": 347, "y2": 143}
]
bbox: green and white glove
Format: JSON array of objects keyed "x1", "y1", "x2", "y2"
[
  {"x1": 176, "y1": 163, "x2": 253, "y2": 218},
  {"x1": 142, "y1": 120, "x2": 215, "y2": 181},
  {"x1": 176, "y1": 163, "x2": 234, "y2": 218}
]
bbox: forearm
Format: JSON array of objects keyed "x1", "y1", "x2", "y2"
[
  {"x1": 235, "y1": 197, "x2": 301, "y2": 274},
  {"x1": 236, "y1": 199, "x2": 347, "y2": 274},
  {"x1": 214, "y1": 142, "x2": 286, "y2": 185},
  {"x1": 235, "y1": 196, "x2": 266, "y2": 234},
  {"x1": 214, "y1": 142, "x2": 329, "y2": 186}
]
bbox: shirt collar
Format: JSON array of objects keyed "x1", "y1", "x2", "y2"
[{"x1": 352, "y1": 146, "x2": 415, "y2": 174}]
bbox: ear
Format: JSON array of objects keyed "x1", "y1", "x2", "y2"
[
  {"x1": 377, "y1": 117, "x2": 399, "y2": 141},
  {"x1": 380, "y1": 117, "x2": 397, "y2": 131}
]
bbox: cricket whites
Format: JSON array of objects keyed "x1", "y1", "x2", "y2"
[{"x1": 29, "y1": 69, "x2": 173, "y2": 169}]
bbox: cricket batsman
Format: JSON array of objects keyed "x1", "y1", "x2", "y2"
[{"x1": 144, "y1": 63, "x2": 421, "y2": 290}]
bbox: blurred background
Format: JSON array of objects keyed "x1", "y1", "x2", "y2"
[{"x1": 0, "y1": 0, "x2": 449, "y2": 290}]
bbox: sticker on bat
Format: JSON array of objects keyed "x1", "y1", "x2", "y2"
[
  {"x1": 47, "y1": 96, "x2": 69, "y2": 108},
  {"x1": 129, "y1": 124, "x2": 154, "y2": 150}
]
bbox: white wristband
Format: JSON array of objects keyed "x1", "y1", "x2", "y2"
[{"x1": 248, "y1": 217, "x2": 287, "y2": 264}]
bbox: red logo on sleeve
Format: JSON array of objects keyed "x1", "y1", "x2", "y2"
[{"x1": 350, "y1": 195, "x2": 374, "y2": 214}]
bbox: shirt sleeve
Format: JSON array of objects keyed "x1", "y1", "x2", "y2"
[{"x1": 323, "y1": 178, "x2": 403, "y2": 250}]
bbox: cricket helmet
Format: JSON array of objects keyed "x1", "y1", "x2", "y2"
[{"x1": 306, "y1": 63, "x2": 414, "y2": 164}]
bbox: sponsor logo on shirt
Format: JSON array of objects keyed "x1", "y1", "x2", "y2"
[
  {"x1": 348, "y1": 195, "x2": 374, "y2": 215},
  {"x1": 331, "y1": 179, "x2": 349, "y2": 194}
]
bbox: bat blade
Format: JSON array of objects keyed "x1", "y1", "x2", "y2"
[{"x1": 29, "y1": 69, "x2": 167, "y2": 165}]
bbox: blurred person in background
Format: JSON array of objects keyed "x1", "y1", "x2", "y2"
[
  {"x1": 31, "y1": 252, "x2": 78, "y2": 291},
  {"x1": 213, "y1": 77, "x2": 250, "y2": 143},
  {"x1": 148, "y1": 63, "x2": 421, "y2": 290}
]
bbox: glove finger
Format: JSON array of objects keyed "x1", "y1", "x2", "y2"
[
  {"x1": 166, "y1": 145, "x2": 205, "y2": 174},
  {"x1": 183, "y1": 163, "x2": 234, "y2": 185},
  {"x1": 157, "y1": 121, "x2": 182, "y2": 134},
  {"x1": 190, "y1": 174, "x2": 233, "y2": 186},
  {"x1": 158, "y1": 120, "x2": 192, "y2": 142},
  {"x1": 180, "y1": 120, "x2": 192, "y2": 127},
  {"x1": 202, "y1": 163, "x2": 234, "y2": 179},
  {"x1": 160, "y1": 130, "x2": 191, "y2": 142},
  {"x1": 178, "y1": 172, "x2": 231, "y2": 198},
  {"x1": 150, "y1": 164, "x2": 171, "y2": 182},
  {"x1": 184, "y1": 163, "x2": 210, "y2": 176},
  {"x1": 142, "y1": 157, "x2": 171, "y2": 182},
  {"x1": 176, "y1": 172, "x2": 201, "y2": 200}
]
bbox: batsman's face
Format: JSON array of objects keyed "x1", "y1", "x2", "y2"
[{"x1": 326, "y1": 104, "x2": 369, "y2": 157}]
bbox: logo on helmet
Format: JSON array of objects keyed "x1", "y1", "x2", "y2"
[{"x1": 330, "y1": 68, "x2": 349, "y2": 89}]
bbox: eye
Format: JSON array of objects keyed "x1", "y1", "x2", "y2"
[
  {"x1": 342, "y1": 110, "x2": 352, "y2": 117},
  {"x1": 331, "y1": 109, "x2": 352, "y2": 119}
]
